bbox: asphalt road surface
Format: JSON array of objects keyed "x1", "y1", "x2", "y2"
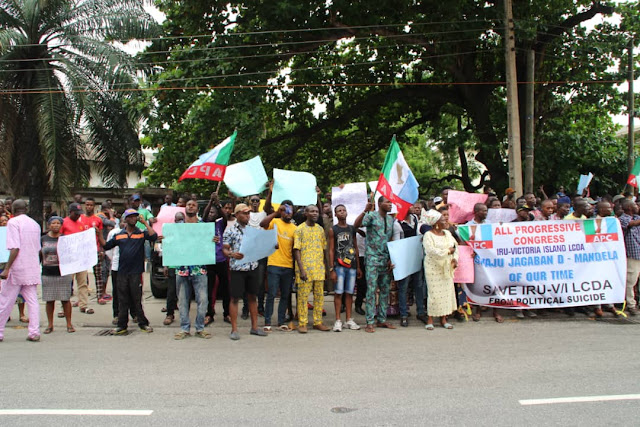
[{"x1": 1, "y1": 285, "x2": 639, "y2": 426}]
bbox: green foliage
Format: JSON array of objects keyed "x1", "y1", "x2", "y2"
[
  {"x1": 142, "y1": 0, "x2": 638, "y2": 197},
  {"x1": 0, "y1": 0, "x2": 160, "y2": 213}
]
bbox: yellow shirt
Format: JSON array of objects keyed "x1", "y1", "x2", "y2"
[
  {"x1": 564, "y1": 213, "x2": 586, "y2": 220},
  {"x1": 267, "y1": 218, "x2": 297, "y2": 268}
]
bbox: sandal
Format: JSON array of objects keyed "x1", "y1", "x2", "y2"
[
  {"x1": 365, "y1": 324, "x2": 375, "y2": 333},
  {"x1": 80, "y1": 308, "x2": 94, "y2": 314},
  {"x1": 263, "y1": 326, "x2": 272, "y2": 332},
  {"x1": 278, "y1": 324, "x2": 292, "y2": 332},
  {"x1": 441, "y1": 322, "x2": 454, "y2": 329},
  {"x1": 204, "y1": 315, "x2": 213, "y2": 326},
  {"x1": 57, "y1": 311, "x2": 65, "y2": 318},
  {"x1": 494, "y1": 314, "x2": 504, "y2": 323},
  {"x1": 44, "y1": 327, "x2": 53, "y2": 334},
  {"x1": 472, "y1": 313, "x2": 481, "y2": 322},
  {"x1": 71, "y1": 301, "x2": 79, "y2": 307},
  {"x1": 20, "y1": 316, "x2": 29, "y2": 323},
  {"x1": 161, "y1": 307, "x2": 167, "y2": 313},
  {"x1": 67, "y1": 326, "x2": 76, "y2": 333},
  {"x1": 376, "y1": 322, "x2": 396, "y2": 329},
  {"x1": 425, "y1": 324, "x2": 435, "y2": 331}
]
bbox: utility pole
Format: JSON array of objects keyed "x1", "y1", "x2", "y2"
[
  {"x1": 524, "y1": 49, "x2": 535, "y2": 194},
  {"x1": 629, "y1": 37, "x2": 635, "y2": 175},
  {"x1": 504, "y1": 0, "x2": 523, "y2": 195}
]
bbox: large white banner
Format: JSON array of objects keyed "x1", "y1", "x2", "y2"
[
  {"x1": 458, "y1": 219, "x2": 626, "y2": 309},
  {"x1": 58, "y1": 229, "x2": 98, "y2": 275}
]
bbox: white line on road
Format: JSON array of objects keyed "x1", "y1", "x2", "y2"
[
  {"x1": 0, "y1": 409, "x2": 153, "y2": 416},
  {"x1": 520, "y1": 394, "x2": 640, "y2": 406}
]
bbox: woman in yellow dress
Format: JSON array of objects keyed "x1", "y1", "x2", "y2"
[{"x1": 422, "y1": 209, "x2": 458, "y2": 330}]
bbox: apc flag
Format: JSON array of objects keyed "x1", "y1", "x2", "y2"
[
  {"x1": 376, "y1": 136, "x2": 419, "y2": 221},
  {"x1": 179, "y1": 131, "x2": 237, "y2": 181},
  {"x1": 627, "y1": 158, "x2": 640, "y2": 188}
]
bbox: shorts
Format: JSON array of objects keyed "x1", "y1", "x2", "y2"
[
  {"x1": 229, "y1": 269, "x2": 259, "y2": 299},
  {"x1": 334, "y1": 266, "x2": 357, "y2": 295}
]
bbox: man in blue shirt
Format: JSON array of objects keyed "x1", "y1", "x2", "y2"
[{"x1": 99, "y1": 209, "x2": 157, "y2": 334}]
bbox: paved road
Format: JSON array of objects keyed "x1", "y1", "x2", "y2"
[{"x1": 1, "y1": 282, "x2": 640, "y2": 426}]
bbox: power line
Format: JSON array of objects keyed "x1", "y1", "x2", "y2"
[{"x1": 0, "y1": 79, "x2": 625, "y2": 96}]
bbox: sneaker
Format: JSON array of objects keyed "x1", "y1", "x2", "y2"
[
  {"x1": 195, "y1": 330, "x2": 212, "y2": 339},
  {"x1": 229, "y1": 331, "x2": 240, "y2": 340},
  {"x1": 515, "y1": 310, "x2": 525, "y2": 319},
  {"x1": 400, "y1": 317, "x2": 408, "y2": 327},
  {"x1": 139, "y1": 325, "x2": 154, "y2": 333},
  {"x1": 26, "y1": 335, "x2": 40, "y2": 342},
  {"x1": 111, "y1": 327, "x2": 128, "y2": 335},
  {"x1": 345, "y1": 318, "x2": 360, "y2": 330},
  {"x1": 250, "y1": 328, "x2": 267, "y2": 337},
  {"x1": 333, "y1": 319, "x2": 343, "y2": 332},
  {"x1": 313, "y1": 324, "x2": 330, "y2": 331},
  {"x1": 241, "y1": 311, "x2": 249, "y2": 320},
  {"x1": 416, "y1": 314, "x2": 428, "y2": 324},
  {"x1": 102, "y1": 294, "x2": 112, "y2": 300},
  {"x1": 174, "y1": 331, "x2": 190, "y2": 340}
]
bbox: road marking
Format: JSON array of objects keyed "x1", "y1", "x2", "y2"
[
  {"x1": 520, "y1": 394, "x2": 640, "y2": 406},
  {"x1": 0, "y1": 409, "x2": 153, "y2": 416}
]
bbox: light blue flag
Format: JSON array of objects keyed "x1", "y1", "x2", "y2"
[
  {"x1": 162, "y1": 223, "x2": 217, "y2": 266},
  {"x1": 387, "y1": 236, "x2": 423, "y2": 281},
  {"x1": 577, "y1": 172, "x2": 593, "y2": 194},
  {"x1": 0, "y1": 227, "x2": 8, "y2": 263},
  {"x1": 272, "y1": 168, "x2": 317, "y2": 205},
  {"x1": 239, "y1": 224, "x2": 278, "y2": 264},
  {"x1": 224, "y1": 156, "x2": 269, "y2": 197}
]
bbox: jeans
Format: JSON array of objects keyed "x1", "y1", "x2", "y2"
[
  {"x1": 334, "y1": 266, "x2": 357, "y2": 294},
  {"x1": 265, "y1": 266, "x2": 294, "y2": 326},
  {"x1": 397, "y1": 269, "x2": 425, "y2": 317},
  {"x1": 177, "y1": 274, "x2": 208, "y2": 332}
]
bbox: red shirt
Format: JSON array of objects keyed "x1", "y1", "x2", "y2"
[
  {"x1": 60, "y1": 216, "x2": 89, "y2": 235},
  {"x1": 83, "y1": 214, "x2": 103, "y2": 250}
]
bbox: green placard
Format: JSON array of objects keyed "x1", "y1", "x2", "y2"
[{"x1": 162, "y1": 223, "x2": 217, "y2": 266}]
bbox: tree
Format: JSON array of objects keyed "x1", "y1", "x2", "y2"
[
  {"x1": 0, "y1": 0, "x2": 159, "y2": 218},
  {"x1": 143, "y1": 1, "x2": 638, "y2": 197}
]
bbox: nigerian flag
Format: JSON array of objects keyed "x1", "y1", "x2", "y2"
[
  {"x1": 375, "y1": 136, "x2": 419, "y2": 221},
  {"x1": 179, "y1": 131, "x2": 237, "y2": 181}
]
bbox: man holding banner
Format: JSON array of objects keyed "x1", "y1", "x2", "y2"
[{"x1": 60, "y1": 203, "x2": 92, "y2": 314}]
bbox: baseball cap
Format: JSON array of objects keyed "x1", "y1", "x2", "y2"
[
  {"x1": 612, "y1": 194, "x2": 624, "y2": 203},
  {"x1": 123, "y1": 208, "x2": 139, "y2": 218},
  {"x1": 584, "y1": 197, "x2": 597, "y2": 205},
  {"x1": 505, "y1": 188, "x2": 516, "y2": 195},
  {"x1": 516, "y1": 206, "x2": 532, "y2": 212},
  {"x1": 234, "y1": 203, "x2": 251, "y2": 214},
  {"x1": 433, "y1": 196, "x2": 443, "y2": 204},
  {"x1": 69, "y1": 203, "x2": 83, "y2": 213},
  {"x1": 131, "y1": 194, "x2": 141, "y2": 201}
]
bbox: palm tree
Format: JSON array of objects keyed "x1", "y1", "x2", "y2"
[{"x1": 0, "y1": 0, "x2": 159, "y2": 219}]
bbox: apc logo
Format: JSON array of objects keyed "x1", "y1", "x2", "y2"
[
  {"x1": 459, "y1": 224, "x2": 493, "y2": 249},
  {"x1": 583, "y1": 217, "x2": 619, "y2": 243}
]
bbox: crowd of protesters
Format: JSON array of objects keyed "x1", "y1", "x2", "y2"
[{"x1": 0, "y1": 182, "x2": 638, "y2": 342}]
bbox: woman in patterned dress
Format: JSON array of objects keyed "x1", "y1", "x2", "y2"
[
  {"x1": 422, "y1": 210, "x2": 458, "y2": 330},
  {"x1": 41, "y1": 217, "x2": 74, "y2": 334}
]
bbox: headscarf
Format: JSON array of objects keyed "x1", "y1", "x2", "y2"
[{"x1": 423, "y1": 209, "x2": 442, "y2": 226}]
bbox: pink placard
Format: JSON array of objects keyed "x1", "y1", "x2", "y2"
[
  {"x1": 453, "y1": 245, "x2": 475, "y2": 283},
  {"x1": 153, "y1": 206, "x2": 186, "y2": 235},
  {"x1": 447, "y1": 190, "x2": 488, "y2": 224}
]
